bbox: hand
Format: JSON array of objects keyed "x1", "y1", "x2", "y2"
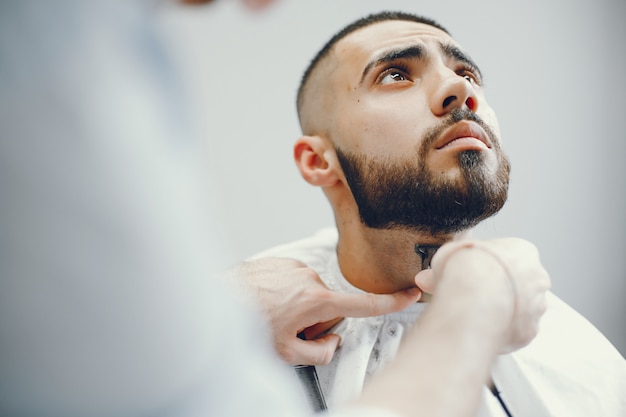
[
  {"x1": 415, "y1": 238, "x2": 550, "y2": 353},
  {"x1": 227, "y1": 257, "x2": 421, "y2": 365},
  {"x1": 181, "y1": 0, "x2": 276, "y2": 10}
]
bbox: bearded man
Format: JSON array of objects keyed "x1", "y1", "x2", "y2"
[
  {"x1": 245, "y1": 10, "x2": 626, "y2": 417},
  {"x1": 292, "y1": 12, "x2": 509, "y2": 295}
]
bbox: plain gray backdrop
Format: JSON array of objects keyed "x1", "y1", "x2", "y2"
[{"x1": 158, "y1": 0, "x2": 625, "y2": 356}]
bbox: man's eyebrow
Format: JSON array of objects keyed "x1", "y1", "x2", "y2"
[
  {"x1": 440, "y1": 42, "x2": 483, "y2": 80},
  {"x1": 360, "y1": 45, "x2": 425, "y2": 84}
]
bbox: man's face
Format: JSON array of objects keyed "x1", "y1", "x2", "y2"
[{"x1": 325, "y1": 20, "x2": 510, "y2": 234}]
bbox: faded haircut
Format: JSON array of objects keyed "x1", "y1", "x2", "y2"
[{"x1": 295, "y1": 11, "x2": 449, "y2": 120}]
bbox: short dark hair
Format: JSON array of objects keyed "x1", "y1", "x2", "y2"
[{"x1": 296, "y1": 11, "x2": 449, "y2": 117}]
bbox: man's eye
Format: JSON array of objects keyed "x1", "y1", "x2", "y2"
[
  {"x1": 459, "y1": 69, "x2": 481, "y2": 86},
  {"x1": 379, "y1": 69, "x2": 410, "y2": 85}
]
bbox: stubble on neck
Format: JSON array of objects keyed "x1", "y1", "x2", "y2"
[{"x1": 335, "y1": 225, "x2": 470, "y2": 294}]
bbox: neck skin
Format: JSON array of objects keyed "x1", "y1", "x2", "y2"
[{"x1": 332, "y1": 200, "x2": 471, "y2": 294}]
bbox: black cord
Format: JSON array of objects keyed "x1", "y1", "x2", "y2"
[{"x1": 490, "y1": 382, "x2": 514, "y2": 417}]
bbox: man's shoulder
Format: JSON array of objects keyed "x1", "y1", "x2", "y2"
[
  {"x1": 500, "y1": 291, "x2": 626, "y2": 415},
  {"x1": 519, "y1": 291, "x2": 626, "y2": 371},
  {"x1": 248, "y1": 227, "x2": 338, "y2": 271}
]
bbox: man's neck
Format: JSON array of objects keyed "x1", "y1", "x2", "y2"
[{"x1": 335, "y1": 225, "x2": 468, "y2": 294}]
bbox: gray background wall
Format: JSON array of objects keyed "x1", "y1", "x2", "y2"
[{"x1": 158, "y1": 0, "x2": 625, "y2": 356}]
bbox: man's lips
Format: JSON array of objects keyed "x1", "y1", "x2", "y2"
[{"x1": 434, "y1": 121, "x2": 492, "y2": 151}]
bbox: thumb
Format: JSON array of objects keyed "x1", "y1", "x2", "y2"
[
  {"x1": 292, "y1": 334, "x2": 341, "y2": 366},
  {"x1": 415, "y1": 269, "x2": 437, "y2": 294},
  {"x1": 301, "y1": 317, "x2": 343, "y2": 340},
  {"x1": 328, "y1": 287, "x2": 421, "y2": 319}
]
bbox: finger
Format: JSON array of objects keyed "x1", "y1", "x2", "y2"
[
  {"x1": 428, "y1": 240, "x2": 475, "y2": 271},
  {"x1": 326, "y1": 287, "x2": 421, "y2": 318},
  {"x1": 302, "y1": 317, "x2": 343, "y2": 340},
  {"x1": 414, "y1": 269, "x2": 437, "y2": 294},
  {"x1": 287, "y1": 334, "x2": 341, "y2": 366},
  {"x1": 241, "y1": 0, "x2": 276, "y2": 10}
]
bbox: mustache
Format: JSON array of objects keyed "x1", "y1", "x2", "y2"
[{"x1": 421, "y1": 108, "x2": 499, "y2": 151}]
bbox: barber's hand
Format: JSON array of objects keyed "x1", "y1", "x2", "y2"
[
  {"x1": 228, "y1": 257, "x2": 421, "y2": 366},
  {"x1": 415, "y1": 238, "x2": 550, "y2": 354},
  {"x1": 182, "y1": 0, "x2": 276, "y2": 10}
]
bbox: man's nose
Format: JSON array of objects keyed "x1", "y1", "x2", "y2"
[{"x1": 429, "y1": 69, "x2": 478, "y2": 116}]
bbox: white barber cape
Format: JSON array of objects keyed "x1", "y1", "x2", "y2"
[{"x1": 252, "y1": 228, "x2": 626, "y2": 416}]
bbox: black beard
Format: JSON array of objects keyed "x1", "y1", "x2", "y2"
[{"x1": 335, "y1": 109, "x2": 511, "y2": 235}]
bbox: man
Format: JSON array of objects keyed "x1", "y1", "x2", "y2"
[{"x1": 247, "y1": 10, "x2": 626, "y2": 416}]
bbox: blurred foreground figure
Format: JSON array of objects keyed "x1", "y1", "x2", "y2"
[{"x1": 0, "y1": 2, "x2": 303, "y2": 416}]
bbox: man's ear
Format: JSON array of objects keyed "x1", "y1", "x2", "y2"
[{"x1": 294, "y1": 135, "x2": 340, "y2": 186}]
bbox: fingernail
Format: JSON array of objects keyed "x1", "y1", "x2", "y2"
[{"x1": 405, "y1": 287, "x2": 421, "y2": 297}]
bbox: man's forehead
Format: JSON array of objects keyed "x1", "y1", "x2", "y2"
[
  {"x1": 300, "y1": 19, "x2": 461, "y2": 132},
  {"x1": 333, "y1": 20, "x2": 457, "y2": 67}
]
